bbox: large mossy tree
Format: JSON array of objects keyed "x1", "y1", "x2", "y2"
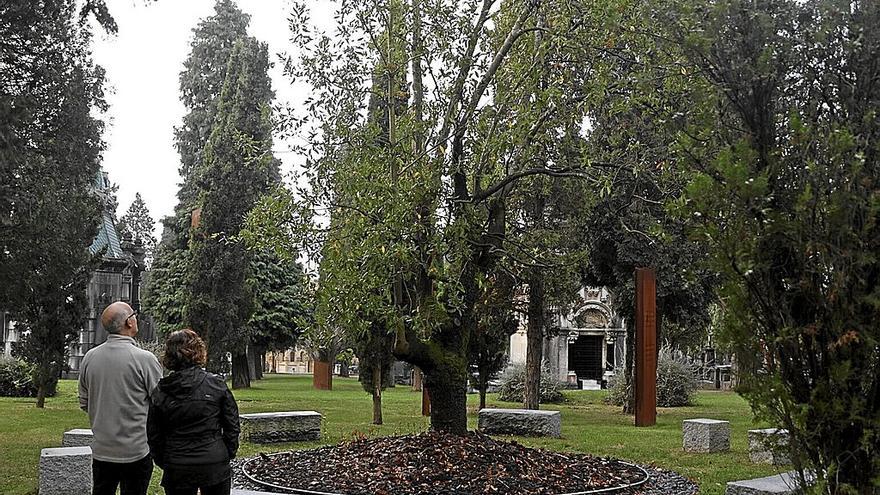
[{"x1": 245, "y1": 0, "x2": 606, "y2": 433}]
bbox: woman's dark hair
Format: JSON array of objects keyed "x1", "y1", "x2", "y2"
[{"x1": 162, "y1": 329, "x2": 207, "y2": 371}]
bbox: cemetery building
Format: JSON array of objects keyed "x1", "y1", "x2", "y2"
[
  {"x1": 509, "y1": 287, "x2": 627, "y2": 389},
  {"x1": 268, "y1": 348, "x2": 314, "y2": 374},
  {"x1": 0, "y1": 170, "x2": 150, "y2": 375}
]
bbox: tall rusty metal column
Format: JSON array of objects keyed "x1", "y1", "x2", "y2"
[
  {"x1": 422, "y1": 385, "x2": 431, "y2": 416},
  {"x1": 635, "y1": 268, "x2": 657, "y2": 427}
]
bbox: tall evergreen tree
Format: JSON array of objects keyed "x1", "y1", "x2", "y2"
[
  {"x1": 1, "y1": 0, "x2": 108, "y2": 407},
  {"x1": 118, "y1": 192, "x2": 157, "y2": 267},
  {"x1": 248, "y1": 251, "x2": 309, "y2": 379},
  {"x1": 187, "y1": 37, "x2": 280, "y2": 389},
  {"x1": 145, "y1": 0, "x2": 250, "y2": 336}
]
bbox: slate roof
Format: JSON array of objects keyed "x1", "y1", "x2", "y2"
[{"x1": 88, "y1": 170, "x2": 126, "y2": 260}]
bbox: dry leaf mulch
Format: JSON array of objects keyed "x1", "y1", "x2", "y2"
[{"x1": 238, "y1": 431, "x2": 695, "y2": 494}]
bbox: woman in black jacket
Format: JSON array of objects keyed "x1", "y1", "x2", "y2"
[{"x1": 148, "y1": 329, "x2": 240, "y2": 495}]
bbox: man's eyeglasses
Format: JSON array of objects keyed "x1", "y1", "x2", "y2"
[{"x1": 125, "y1": 311, "x2": 138, "y2": 322}]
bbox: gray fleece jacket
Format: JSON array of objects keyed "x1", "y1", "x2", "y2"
[{"x1": 78, "y1": 334, "x2": 163, "y2": 463}]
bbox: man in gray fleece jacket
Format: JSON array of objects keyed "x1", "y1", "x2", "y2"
[{"x1": 79, "y1": 301, "x2": 163, "y2": 495}]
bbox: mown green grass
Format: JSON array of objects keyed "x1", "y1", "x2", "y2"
[{"x1": 0, "y1": 374, "x2": 783, "y2": 494}]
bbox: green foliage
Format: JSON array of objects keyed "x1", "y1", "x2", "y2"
[
  {"x1": 0, "y1": 0, "x2": 106, "y2": 406},
  {"x1": 146, "y1": 2, "x2": 305, "y2": 390},
  {"x1": 146, "y1": 0, "x2": 251, "y2": 340},
  {"x1": 175, "y1": 0, "x2": 251, "y2": 206},
  {"x1": 647, "y1": 0, "x2": 880, "y2": 491},
  {"x1": 12, "y1": 278, "x2": 90, "y2": 402},
  {"x1": 468, "y1": 269, "x2": 517, "y2": 407},
  {"x1": 142, "y1": 245, "x2": 191, "y2": 337},
  {"x1": 356, "y1": 323, "x2": 394, "y2": 395},
  {"x1": 497, "y1": 362, "x2": 565, "y2": 404},
  {"x1": 248, "y1": 252, "x2": 309, "y2": 353},
  {"x1": 0, "y1": 358, "x2": 39, "y2": 398},
  {"x1": 606, "y1": 350, "x2": 697, "y2": 408},
  {"x1": 187, "y1": 37, "x2": 280, "y2": 387},
  {"x1": 245, "y1": 0, "x2": 619, "y2": 433},
  {"x1": 117, "y1": 192, "x2": 157, "y2": 267}
]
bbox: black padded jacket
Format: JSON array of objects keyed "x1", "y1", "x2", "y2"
[{"x1": 147, "y1": 366, "x2": 240, "y2": 468}]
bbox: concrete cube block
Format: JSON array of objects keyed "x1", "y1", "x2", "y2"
[
  {"x1": 683, "y1": 418, "x2": 730, "y2": 453},
  {"x1": 726, "y1": 471, "x2": 800, "y2": 495},
  {"x1": 748, "y1": 428, "x2": 790, "y2": 465},
  {"x1": 61, "y1": 429, "x2": 94, "y2": 448},
  {"x1": 240, "y1": 411, "x2": 321, "y2": 443},
  {"x1": 39, "y1": 446, "x2": 92, "y2": 495},
  {"x1": 478, "y1": 408, "x2": 562, "y2": 438}
]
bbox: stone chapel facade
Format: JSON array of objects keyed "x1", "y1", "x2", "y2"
[{"x1": 509, "y1": 287, "x2": 627, "y2": 388}]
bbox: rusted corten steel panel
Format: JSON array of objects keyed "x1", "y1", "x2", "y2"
[{"x1": 635, "y1": 268, "x2": 657, "y2": 427}]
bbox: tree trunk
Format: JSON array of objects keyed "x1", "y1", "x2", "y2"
[
  {"x1": 232, "y1": 351, "x2": 251, "y2": 389},
  {"x1": 339, "y1": 362, "x2": 350, "y2": 377},
  {"x1": 372, "y1": 366, "x2": 383, "y2": 425},
  {"x1": 425, "y1": 362, "x2": 468, "y2": 434},
  {"x1": 36, "y1": 385, "x2": 46, "y2": 409},
  {"x1": 246, "y1": 345, "x2": 258, "y2": 381},
  {"x1": 249, "y1": 347, "x2": 263, "y2": 380},
  {"x1": 271, "y1": 352, "x2": 277, "y2": 373},
  {"x1": 422, "y1": 385, "x2": 431, "y2": 416},
  {"x1": 478, "y1": 363, "x2": 489, "y2": 410},
  {"x1": 412, "y1": 366, "x2": 423, "y2": 391},
  {"x1": 623, "y1": 319, "x2": 635, "y2": 414},
  {"x1": 524, "y1": 268, "x2": 545, "y2": 410}
]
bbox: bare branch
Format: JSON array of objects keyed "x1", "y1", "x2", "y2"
[{"x1": 472, "y1": 165, "x2": 605, "y2": 203}]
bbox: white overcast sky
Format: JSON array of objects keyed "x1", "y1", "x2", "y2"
[{"x1": 92, "y1": 0, "x2": 332, "y2": 233}]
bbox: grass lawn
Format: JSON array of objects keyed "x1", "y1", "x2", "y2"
[{"x1": 0, "y1": 374, "x2": 783, "y2": 494}]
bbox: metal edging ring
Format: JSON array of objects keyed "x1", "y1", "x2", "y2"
[
  {"x1": 557, "y1": 461, "x2": 651, "y2": 495},
  {"x1": 242, "y1": 452, "x2": 651, "y2": 495}
]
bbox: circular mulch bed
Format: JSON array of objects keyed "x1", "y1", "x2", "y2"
[{"x1": 233, "y1": 432, "x2": 698, "y2": 495}]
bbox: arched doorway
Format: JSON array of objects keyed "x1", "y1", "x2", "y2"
[{"x1": 567, "y1": 335, "x2": 603, "y2": 381}]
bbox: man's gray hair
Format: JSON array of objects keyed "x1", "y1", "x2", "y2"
[{"x1": 104, "y1": 311, "x2": 128, "y2": 334}]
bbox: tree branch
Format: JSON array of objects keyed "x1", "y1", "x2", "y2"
[{"x1": 472, "y1": 165, "x2": 603, "y2": 203}]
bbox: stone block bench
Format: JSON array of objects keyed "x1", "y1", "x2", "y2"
[
  {"x1": 240, "y1": 411, "x2": 321, "y2": 444},
  {"x1": 62, "y1": 428, "x2": 94, "y2": 447},
  {"x1": 683, "y1": 418, "x2": 730, "y2": 453},
  {"x1": 39, "y1": 446, "x2": 92, "y2": 495},
  {"x1": 748, "y1": 428, "x2": 790, "y2": 465},
  {"x1": 726, "y1": 471, "x2": 800, "y2": 495},
  {"x1": 478, "y1": 408, "x2": 561, "y2": 438}
]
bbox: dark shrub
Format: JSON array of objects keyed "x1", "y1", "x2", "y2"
[
  {"x1": 498, "y1": 362, "x2": 565, "y2": 404},
  {"x1": 606, "y1": 349, "x2": 697, "y2": 407},
  {"x1": 0, "y1": 358, "x2": 39, "y2": 397}
]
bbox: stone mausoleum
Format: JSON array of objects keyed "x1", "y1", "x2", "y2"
[
  {"x1": 1, "y1": 170, "x2": 150, "y2": 375},
  {"x1": 509, "y1": 287, "x2": 627, "y2": 389}
]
